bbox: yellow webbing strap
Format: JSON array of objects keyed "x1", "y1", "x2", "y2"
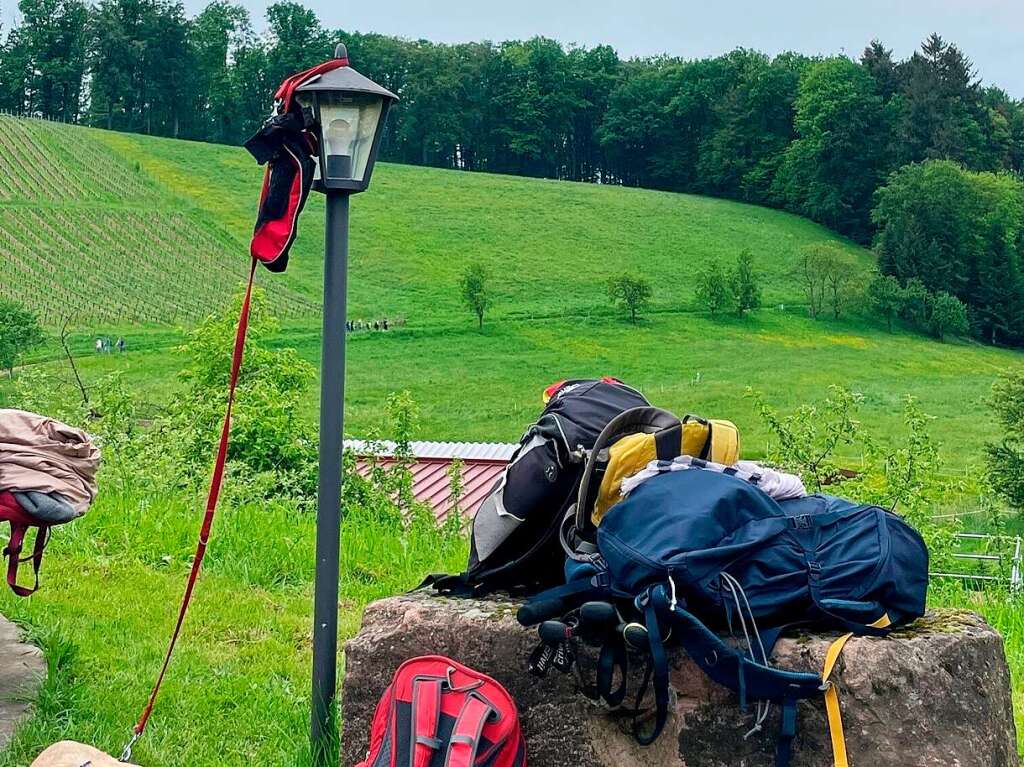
[{"x1": 822, "y1": 614, "x2": 891, "y2": 767}]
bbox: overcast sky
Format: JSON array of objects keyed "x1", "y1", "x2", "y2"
[{"x1": 192, "y1": 0, "x2": 1023, "y2": 97}]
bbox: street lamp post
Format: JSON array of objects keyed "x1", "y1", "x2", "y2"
[{"x1": 296, "y1": 43, "x2": 397, "y2": 766}]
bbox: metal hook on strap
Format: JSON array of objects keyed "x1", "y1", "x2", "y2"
[{"x1": 119, "y1": 731, "x2": 140, "y2": 763}]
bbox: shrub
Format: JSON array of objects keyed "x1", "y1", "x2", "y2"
[
  {"x1": 747, "y1": 384, "x2": 958, "y2": 569},
  {"x1": 147, "y1": 286, "x2": 318, "y2": 502},
  {"x1": 866, "y1": 272, "x2": 902, "y2": 331},
  {"x1": 460, "y1": 263, "x2": 491, "y2": 330},
  {"x1": 929, "y1": 291, "x2": 970, "y2": 341},
  {"x1": 900, "y1": 278, "x2": 931, "y2": 325},
  {"x1": 985, "y1": 369, "x2": 1024, "y2": 512},
  {"x1": 0, "y1": 299, "x2": 44, "y2": 377},
  {"x1": 794, "y1": 244, "x2": 859, "y2": 320}
]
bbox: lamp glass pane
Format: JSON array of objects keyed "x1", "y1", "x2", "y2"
[{"x1": 318, "y1": 92, "x2": 383, "y2": 182}]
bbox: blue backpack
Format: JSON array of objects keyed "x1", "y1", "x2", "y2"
[{"x1": 518, "y1": 468, "x2": 928, "y2": 767}]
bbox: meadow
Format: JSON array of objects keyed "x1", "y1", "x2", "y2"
[
  {"x1": 1, "y1": 116, "x2": 1024, "y2": 764},
  {"x1": 0, "y1": 114, "x2": 313, "y2": 325},
  {"x1": 17, "y1": 308, "x2": 1018, "y2": 465}
]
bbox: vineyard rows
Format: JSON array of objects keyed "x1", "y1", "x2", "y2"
[
  {"x1": 0, "y1": 206, "x2": 317, "y2": 324},
  {"x1": 0, "y1": 114, "x2": 319, "y2": 326},
  {"x1": 0, "y1": 113, "x2": 159, "y2": 203}
]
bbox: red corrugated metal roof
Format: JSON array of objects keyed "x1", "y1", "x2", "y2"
[
  {"x1": 354, "y1": 450, "x2": 509, "y2": 524},
  {"x1": 346, "y1": 440, "x2": 517, "y2": 461}
]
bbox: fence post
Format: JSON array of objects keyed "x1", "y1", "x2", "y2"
[{"x1": 1011, "y1": 536, "x2": 1022, "y2": 595}]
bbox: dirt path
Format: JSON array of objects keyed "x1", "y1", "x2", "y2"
[{"x1": 0, "y1": 615, "x2": 45, "y2": 749}]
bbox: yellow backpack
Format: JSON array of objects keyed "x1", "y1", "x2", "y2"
[
  {"x1": 562, "y1": 408, "x2": 741, "y2": 553},
  {"x1": 592, "y1": 414, "x2": 739, "y2": 523}
]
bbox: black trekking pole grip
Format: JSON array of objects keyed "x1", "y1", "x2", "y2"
[
  {"x1": 517, "y1": 598, "x2": 568, "y2": 626},
  {"x1": 538, "y1": 620, "x2": 574, "y2": 643}
]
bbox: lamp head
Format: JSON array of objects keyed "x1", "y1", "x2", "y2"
[{"x1": 295, "y1": 43, "x2": 398, "y2": 193}]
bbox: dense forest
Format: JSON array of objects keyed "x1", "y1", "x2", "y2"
[{"x1": 3, "y1": 0, "x2": 1024, "y2": 343}]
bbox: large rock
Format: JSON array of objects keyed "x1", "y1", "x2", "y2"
[
  {"x1": 342, "y1": 591, "x2": 1018, "y2": 767},
  {"x1": 31, "y1": 741, "x2": 139, "y2": 767}
]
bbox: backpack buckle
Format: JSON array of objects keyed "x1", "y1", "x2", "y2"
[{"x1": 793, "y1": 515, "x2": 811, "y2": 529}]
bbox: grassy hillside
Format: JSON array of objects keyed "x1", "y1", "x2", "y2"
[
  {"x1": 0, "y1": 116, "x2": 1021, "y2": 460},
  {"x1": 95, "y1": 128, "x2": 871, "y2": 321}
]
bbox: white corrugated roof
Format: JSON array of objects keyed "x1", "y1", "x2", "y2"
[{"x1": 345, "y1": 439, "x2": 518, "y2": 461}]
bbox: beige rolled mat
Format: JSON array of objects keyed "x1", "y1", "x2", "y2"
[{"x1": 31, "y1": 741, "x2": 140, "y2": 767}]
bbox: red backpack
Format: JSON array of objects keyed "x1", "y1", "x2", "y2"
[{"x1": 358, "y1": 656, "x2": 525, "y2": 767}]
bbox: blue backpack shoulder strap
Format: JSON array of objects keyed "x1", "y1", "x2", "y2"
[{"x1": 639, "y1": 585, "x2": 825, "y2": 764}]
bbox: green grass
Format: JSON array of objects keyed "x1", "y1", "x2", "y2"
[
  {"x1": 95, "y1": 128, "x2": 871, "y2": 322},
  {"x1": 0, "y1": 490, "x2": 466, "y2": 767},
  {"x1": 2, "y1": 116, "x2": 1024, "y2": 762},
  {"x1": 2, "y1": 490, "x2": 1023, "y2": 765},
  {"x1": 4, "y1": 307, "x2": 1017, "y2": 464}
]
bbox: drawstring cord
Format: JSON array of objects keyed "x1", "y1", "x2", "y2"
[{"x1": 720, "y1": 572, "x2": 772, "y2": 738}]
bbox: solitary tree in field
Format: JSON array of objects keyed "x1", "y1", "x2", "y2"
[
  {"x1": 794, "y1": 243, "x2": 858, "y2": 320},
  {"x1": 794, "y1": 248, "x2": 827, "y2": 319},
  {"x1": 460, "y1": 263, "x2": 491, "y2": 330},
  {"x1": 866, "y1": 272, "x2": 903, "y2": 331},
  {"x1": 929, "y1": 291, "x2": 969, "y2": 341},
  {"x1": 694, "y1": 262, "x2": 732, "y2": 315},
  {"x1": 608, "y1": 274, "x2": 653, "y2": 325},
  {"x1": 0, "y1": 299, "x2": 44, "y2": 377},
  {"x1": 730, "y1": 250, "x2": 762, "y2": 317}
]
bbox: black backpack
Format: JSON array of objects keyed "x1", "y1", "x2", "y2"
[{"x1": 429, "y1": 378, "x2": 649, "y2": 596}]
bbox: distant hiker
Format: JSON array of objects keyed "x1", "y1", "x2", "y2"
[
  {"x1": 116, "y1": 338, "x2": 125, "y2": 353},
  {"x1": 383, "y1": 318, "x2": 389, "y2": 331},
  {"x1": 95, "y1": 338, "x2": 102, "y2": 354},
  {"x1": 374, "y1": 321, "x2": 380, "y2": 331}
]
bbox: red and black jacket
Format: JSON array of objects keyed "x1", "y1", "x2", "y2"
[{"x1": 244, "y1": 57, "x2": 348, "y2": 272}]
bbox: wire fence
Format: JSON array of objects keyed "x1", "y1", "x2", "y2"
[{"x1": 931, "y1": 533, "x2": 1023, "y2": 592}]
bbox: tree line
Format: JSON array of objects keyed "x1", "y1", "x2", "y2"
[{"x1": 3, "y1": 0, "x2": 1024, "y2": 342}]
